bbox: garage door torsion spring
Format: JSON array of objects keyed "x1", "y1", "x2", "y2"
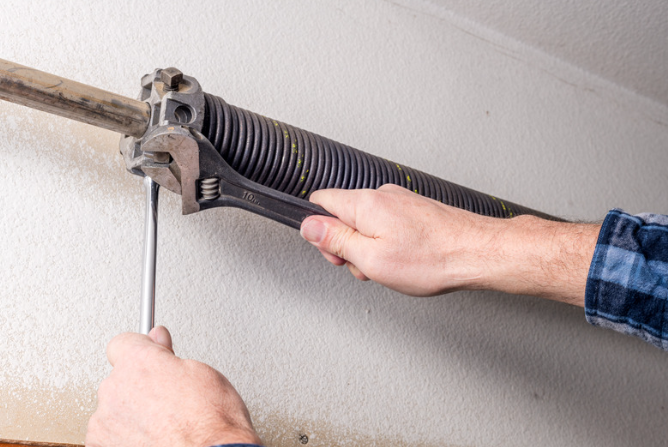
[{"x1": 202, "y1": 93, "x2": 550, "y2": 220}]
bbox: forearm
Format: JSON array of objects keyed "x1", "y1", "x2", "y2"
[{"x1": 475, "y1": 215, "x2": 600, "y2": 306}]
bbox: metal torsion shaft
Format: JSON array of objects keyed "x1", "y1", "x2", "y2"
[{"x1": 0, "y1": 58, "x2": 150, "y2": 138}]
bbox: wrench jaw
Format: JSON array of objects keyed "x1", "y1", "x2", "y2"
[
  {"x1": 119, "y1": 68, "x2": 207, "y2": 215},
  {"x1": 140, "y1": 126, "x2": 207, "y2": 215}
]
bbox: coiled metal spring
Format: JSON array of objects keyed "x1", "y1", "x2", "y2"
[
  {"x1": 200, "y1": 177, "x2": 220, "y2": 201},
  {"x1": 201, "y1": 93, "x2": 553, "y2": 219}
]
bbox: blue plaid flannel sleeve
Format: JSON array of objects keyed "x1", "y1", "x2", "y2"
[{"x1": 585, "y1": 209, "x2": 668, "y2": 350}]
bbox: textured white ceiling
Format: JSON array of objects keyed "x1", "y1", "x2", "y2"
[{"x1": 426, "y1": 0, "x2": 668, "y2": 106}]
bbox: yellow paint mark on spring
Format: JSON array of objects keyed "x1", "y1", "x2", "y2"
[
  {"x1": 396, "y1": 164, "x2": 402, "y2": 171},
  {"x1": 301, "y1": 190, "x2": 307, "y2": 196},
  {"x1": 406, "y1": 175, "x2": 411, "y2": 182},
  {"x1": 273, "y1": 121, "x2": 278, "y2": 127},
  {"x1": 300, "y1": 176, "x2": 305, "y2": 182},
  {"x1": 492, "y1": 195, "x2": 512, "y2": 216},
  {"x1": 414, "y1": 189, "x2": 418, "y2": 193}
]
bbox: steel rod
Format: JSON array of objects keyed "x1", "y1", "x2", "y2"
[
  {"x1": 139, "y1": 176, "x2": 160, "y2": 335},
  {"x1": 0, "y1": 58, "x2": 150, "y2": 138}
]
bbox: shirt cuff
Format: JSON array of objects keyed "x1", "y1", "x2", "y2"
[{"x1": 585, "y1": 209, "x2": 668, "y2": 350}]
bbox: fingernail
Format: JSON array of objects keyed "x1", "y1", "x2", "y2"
[
  {"x1": 300, "y1": 219, "x2": 326, "y2": 243},
  {"x1": 156, "y1": 331, "x2": 169, "y2": 347},
  {"x1": 156, "y1": 327, "x2": 174, "y2": 352}
]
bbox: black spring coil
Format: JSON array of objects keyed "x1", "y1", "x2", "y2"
[{"x1": 202, "y1": 93, "x2": 554, "y2": 219}]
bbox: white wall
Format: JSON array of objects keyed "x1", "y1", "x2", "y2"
[
  {"x1": 426, "y1": 0, "x2": 668, "y2": 106},
  {"x1": 1, "y1": 1, "x2": 667, "y2": 446}
]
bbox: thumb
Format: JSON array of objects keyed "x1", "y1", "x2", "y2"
[
  {"x1": 301, "y1": 216, "x2": 368, "y2": 265},
  {"x1": 106, "y1": 332, "x2": 152, "y2": 367},
  {"x1": 148, "y1": 325, "x2": 174, "y2": 353},
  {"x1": 106, "y1": 328, "x2": 174, "y2": 367}
]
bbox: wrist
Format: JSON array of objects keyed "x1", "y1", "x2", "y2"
[{"x1": 478, "y1": 215, "x2": 600, "y2": 305}]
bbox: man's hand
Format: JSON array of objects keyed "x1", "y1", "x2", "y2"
[
  {"x1": 86, "y1": 326, "x2": 262, "y2": 447},
  {"x1": 300, "y1": 184, "x2": 600, "y2": 305}
]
